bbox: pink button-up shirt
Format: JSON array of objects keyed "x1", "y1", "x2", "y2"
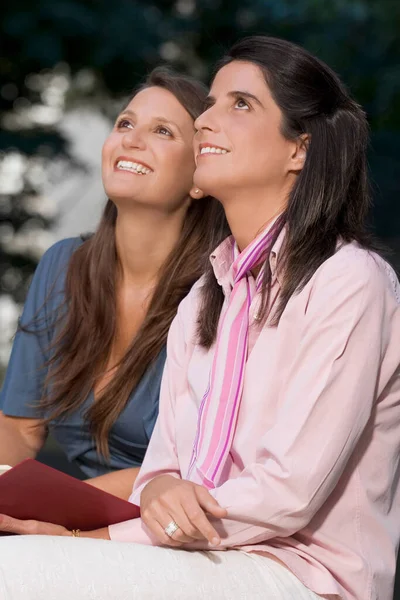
[{"x1": 110, "y1": 234, "x2": 400, "y2": 600}]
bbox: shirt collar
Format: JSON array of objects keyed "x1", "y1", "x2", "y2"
[{"x1": 210, "y1": 225, "x2": 286, "y2": 294}]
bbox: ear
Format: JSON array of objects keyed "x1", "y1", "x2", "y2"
[
  {"x1": 289, "y1": 134, "x2": 310, "y2": 172},
  {"x1": 189, "y1": 186, "x2": 205, "y2": 200}
]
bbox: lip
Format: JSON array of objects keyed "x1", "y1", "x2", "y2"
[{"x1": 114, "y1": 156, "x2": 153, "y2": 171}]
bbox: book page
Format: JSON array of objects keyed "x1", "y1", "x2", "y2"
[{"x1": 0, "y1": 465, "x2": 11, "y2": 476}]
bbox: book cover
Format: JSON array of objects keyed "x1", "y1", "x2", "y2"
[{"x1": 0, "y1": 459, "x2": 140, "y2": 531}]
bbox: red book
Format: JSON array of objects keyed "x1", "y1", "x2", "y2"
[{"x1": 0, "y1": 459, "x2": 140, "y2": 531}]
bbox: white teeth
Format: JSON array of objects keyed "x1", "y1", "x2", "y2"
[
  {"x1": 116, "y1": 160, "x2": 151, "y2": 174},
  {"x1": 200, "y1": 146, "x2": 228, "y2": 155}
]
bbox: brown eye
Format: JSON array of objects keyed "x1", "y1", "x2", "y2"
[
  {"x1": 117, "y1": 119, "x2": 133, "y2": 129},
  {"x1": 234, "y1": 98, "x2": 250, "y2": 110},
  {"x1": 155, "y1": 126, "x2": 172, "y2": 136}
]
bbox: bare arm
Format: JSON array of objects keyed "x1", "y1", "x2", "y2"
[
  {"x1": 86, "y1": 467, "x2": 141, "y2": 501},
  {"x1": 0, "y1": 409, "x2": 138, "y2": 501},
  {"x1": 0, "y1": 411, "x2": 47, "y2": 465}
]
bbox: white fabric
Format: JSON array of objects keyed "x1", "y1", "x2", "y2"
[{"x1": 0, "y1": 535, "x2": 326, "y2": 600}]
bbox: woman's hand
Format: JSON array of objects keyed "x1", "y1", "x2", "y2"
[
  {"x1": 140, "y1": 475, "x2": 228, "y2": 547},
  {"x1": 0, "y1": 514, "x2": 110, "y2": 539},
  {"x1": 0, "y1": 514, "x2": 70, "y2": 536}
]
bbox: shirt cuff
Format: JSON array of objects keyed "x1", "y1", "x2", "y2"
[{"x1": 108, "y1": 518, "x2": 158, "y2": 545}]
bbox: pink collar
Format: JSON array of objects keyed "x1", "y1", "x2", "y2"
[{"x1": 210, "y1": 226, "x2": 286, "y2": 295}]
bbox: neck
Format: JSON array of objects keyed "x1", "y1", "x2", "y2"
[
  {"x1": 114, "y1": 204, "x2": 186, "y2": 287},
  {"x1": 218, "y1": 182, "x2": 291, "y2": 251}
]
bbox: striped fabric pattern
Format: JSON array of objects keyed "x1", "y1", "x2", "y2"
[{"x1": 187, "y1": 220, "x2": 280, "y2": 488}]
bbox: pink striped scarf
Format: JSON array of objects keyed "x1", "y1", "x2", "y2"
[{"x1": 187, "y1": 219, "x2": 281, "y2": 489}]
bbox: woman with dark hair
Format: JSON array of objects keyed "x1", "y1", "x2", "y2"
[
  {"x1": 1, "y1": 36, "x2": 399, "y2": 600},
  {"x1": 0, "y1": 67, "x2": 228, "y2": 499}
]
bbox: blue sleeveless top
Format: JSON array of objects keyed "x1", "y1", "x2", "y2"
[{"x1": 0, "y1": 238, "x2": 165, "y2": 477}]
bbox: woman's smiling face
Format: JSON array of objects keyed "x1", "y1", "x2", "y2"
[
  {"x1": 102, "y1": 85, "x2": 197, "y2": 213},
  {"x1": 193, "y1": 60, "x2": 299, "y2": 202}
]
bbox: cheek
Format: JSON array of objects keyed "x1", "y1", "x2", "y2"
[
  {"x1": 101, "y1": 136, "x2": 115, "y2": 166},
  {"x1": 159, "y1": 147, "x2": 195, "y2": 185},
  {"x1": 247, "y1": 127, "x2": 289, "y2": 170}
]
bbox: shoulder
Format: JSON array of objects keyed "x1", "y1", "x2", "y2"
[
  {"x1": 318, "y1": 242, "x2": 396, "y2": 288},
  {"x1": 26, "y1": 237, "x2": 87, "y2": 308},
  {"x1": 39, "y1": 237, "x2": 86, "y2": 272},
  {"x1": 307, "y1": 242, "x2": 399, "y2": 311},
  {"x1": 35, "y1": 236, "x2": 86, "y2": 284},
  {"x1": 177, "y1": 275, "x2": 205, "y2": 318},
  {"x1": 173, "y1": 276, "x2": 206, "y2": 345}
]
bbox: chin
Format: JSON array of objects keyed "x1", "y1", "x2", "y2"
[
  {"x1": 194, "y1": 166, "x2": 223, "y2": 194},
  {"x1": 104, "y1": 182, "x2": 140, "y2": 201},
  {"x1": 194, "y1": 170, "x2": 231, "y2": 200}
]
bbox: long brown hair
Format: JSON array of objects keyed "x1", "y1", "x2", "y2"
[
  {"x1": 197, "y1": 36, "x2": 379, "y2": 348},
  {"x1": 40, "y1": 68, "x2": 229, "y2": 456}
]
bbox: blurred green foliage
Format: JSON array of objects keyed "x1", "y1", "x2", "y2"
[{"x1": 0, "y1": 0, "x2": 399, "y2": 302}]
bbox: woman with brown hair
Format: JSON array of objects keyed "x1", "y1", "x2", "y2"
[{"x1": 0, "y1": 67, "x2": 228, "y2": 499}]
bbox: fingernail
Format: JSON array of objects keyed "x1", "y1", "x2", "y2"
[{"x1": 211, "y1": 537, "x2": 220, "y2": 545}]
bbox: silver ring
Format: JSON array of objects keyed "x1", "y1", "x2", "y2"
[{"x1": 164, "y1": 520, "x2": 180, "y2": 538}]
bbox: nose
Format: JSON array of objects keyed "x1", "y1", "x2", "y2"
[
  {"x1": 121, "y1": 126, "x2": 146, "y2": 150},
  {"x1": 194, "y1": 105, "x2": 220, "y2": 134}
]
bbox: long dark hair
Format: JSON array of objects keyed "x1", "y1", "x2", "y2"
[
  {"x1": 198, "y1": 35, "x2": 378, "y2": 348},
  {"x1": 39, "y1": 67, "x2": 229, "y2": 456}
]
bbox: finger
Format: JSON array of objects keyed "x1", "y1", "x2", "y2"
[
  {"x1": 195, "y1": 487, "x2": 228, "y2": 518},
  {"x1": 151, "y1": 521, "x2": 183, "y2": 547},
  {"x1": 142, "y1": 505, "x2": 192, "y2": 546},
  {"x1": 181, "y1": 499, "x2": 222, "y2": 546},
  {"x1": 168, "y1": 504, "x2": 206, "y2": 541},
  {"x1": 0, "y1": 515, "x2": 37, "y2": 535},
  {"x1": 151, "y1": 498, "x2": 203, "y2": 543},
  {"x1": 157, "y1": 511, "x2": 194, "y2": 544},
  {"x1": 151, "y1": 514, "x2": 196, "y2": 547}
]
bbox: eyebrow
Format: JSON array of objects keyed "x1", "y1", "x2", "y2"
[
  {"x1": 205, "y1": 90, "x2": 264, "y2": 109},
  {"x1": 118, "y1": 109, "x2": 183, "y2": 134}
]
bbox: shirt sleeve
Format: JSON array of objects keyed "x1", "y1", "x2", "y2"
[
  {"x1": 109, "y1": 298, "x2": 188, "y2": 543},
  {"x1": 193, "y1": 251, "x2": 397, "y2": 549},
  {"x1": 0, "y1": 238, "x2": 80, "y2": 418}
]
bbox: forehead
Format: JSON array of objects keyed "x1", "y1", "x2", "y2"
[
  {"x1": 211, "y1": 61, "x2": 270, "y2": 100},
  {"x1": 123, "y1": 86, "x2": 194, "y2": 128}
]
